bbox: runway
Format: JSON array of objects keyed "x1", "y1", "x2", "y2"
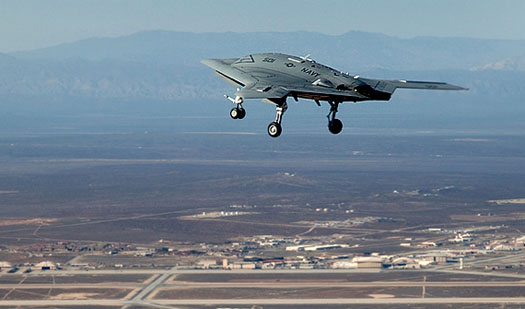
[
  {"x1": 1, "y1": 280, "x2": 524, "y2": 289},
  {"x1": 0, "y1": 297, "x2": 525, "y2": 307},
  {"x1": 162, "y1": 281, "x2": 525, "y2": 288},
  {"x1": 0, "y1": 268, "x2": 524, "y2": 307}
]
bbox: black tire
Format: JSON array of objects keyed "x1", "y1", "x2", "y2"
[
  {"x1": 237, "y1": 108, "x2": 246, "y2": 119},
  {"x1": 230, "y1": 107, "x2": 239, "y2": 119},
  {"x1": 267, "y1": 122, "x2": 282, "y2": 138},
  {"x1": 328, "y1": 118, "x2": 343, "y2": 134}
]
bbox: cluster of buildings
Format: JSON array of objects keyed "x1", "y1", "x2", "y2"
[
  {"x1": 188, "y1": 231, "x2": 525, "y2": 271},
  {"x1": 194, "y1": 251, "x2": 469, "y2": 271},
  {"x1": 403, "y1": 226, "x2": 525, "y2": 251},
  {"x1": 0, "y1": 260, "x2": 58, "y2": 272},
  {"x1": 5, "y1": 241, "x2": 140, "y2": 256},
  {"x1": 1, "y1": 221, "x2": 524, "y2": 274},
  {"x1": 485, "y1": 236, "x2": 525, "y2": 251}
]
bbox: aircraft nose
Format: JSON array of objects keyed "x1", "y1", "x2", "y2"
[{"x1": 200, "y1": 59, "x2": 222, "y2": 68}]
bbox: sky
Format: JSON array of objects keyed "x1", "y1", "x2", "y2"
[{"x1": 1, "y1": 0, "x2": 524, "y2": 53}]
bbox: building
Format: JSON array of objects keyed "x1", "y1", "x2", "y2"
[
  {"x1": 449, "y1": 233, "x2": 474, "y2": 243},
  {"x1": 196, "y1": 259, "x2": 219, "y2": 269},
  {"x1": 418, "y1": 260, "x2": 436, "y2": 268},
  {"x1": 390, "y1": 257, "x2": 421, "y2": 269},
  {"x1": 352, "y1": 256, "x2": 384, "y2": 268},
  {"x1": 493, "y1": 244, "x2": 516, "y2": 251},
  {"x1": 0, "y1": 261, "x2": 13, "y2": 271},
  {"x1": 514, "y1": 236, "x2": 525, "y2": 247},
  {"x1": 261, "y1": 260, "x2": 284, "y2": 269},
  {"x1": 286, "y1": 245, "x2": 305, "y2": 251},
  {"x1": 34, "y1": 261, "x2": 57, "y2": 270},
  {"x1": 332, "y1": 261, "x2": 358, "y2": 269},
  {"x1": 230, "y1": 262, "x2": 256, "y2": 270},
  {"x1": 420, "y1": 241, "x2": 442, "y2": 247},
  {"x1": 418, "y1": 253, "x2": 454, "y2": 264}
]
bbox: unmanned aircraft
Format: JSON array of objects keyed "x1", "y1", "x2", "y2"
[{"x1": 202, "y1": 53, "x2": 466, "y2": 137}]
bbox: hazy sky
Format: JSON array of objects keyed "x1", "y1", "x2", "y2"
[{"x1": 1, "y1": 0, "x2": 524, "y2": 53}]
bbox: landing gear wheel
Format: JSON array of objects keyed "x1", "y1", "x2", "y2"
[
  {"x1": 230, "y1": 107, "x2": 239, "y2": 119},
  {"x1": 237, "y1": 108, "x2": 246, "y2": 119},
  {"x1": 267, "y1": 122, "x2": 282, "y2": 138},
  {"x1": 230, "y1": 107, "x2": 245, "y2": 119},
  {"x1": 328, "y1": 118, "x2": 343, "y2": 134}
]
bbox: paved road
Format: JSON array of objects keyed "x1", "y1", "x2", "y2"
[
  {"x1": 0, "y1": 283, "x2": 142, "y2": 289},
  {"x1": 131, "y1": 271, "x2": 173, "y2": 302},
  {"x1": 1, "y1": 297, "x2": 525, "y2": 307},
  {"x1": 467, "y1": 251, "x2": 525, "y2": 265},
  {"x1": 121, "y1": 267, "x2": 177, "y2": 309},
  {"x1": 16, "y1": 268, "x2": 382, "y2": 275},
  {"x1": 1, "y1": 280, "x2": 524, "y2": 290},
  {"x1": 163, "y1": 281, "x2": 525, "y2": 288},
  {"x1": 428, "y1": 268, "x2": 525, "y2": 279},
  {"x1": 12, "y1": 267, "x2": 524, "y2": 281},
  {"x1": 153, "y1": 298, "x2": 525, "y2": 305}
]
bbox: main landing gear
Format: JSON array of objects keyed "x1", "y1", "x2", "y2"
[
  {"x1": 327, "y1": 101, "x2": 343, "y2": 135},
  {"x1": 225, "y1": 95, "x2": 246, "y2": 119},
  {"x1": 224, "y1": 95, "x2": 343, "y2": 137},
  {"x1": 267, "y1": 100, "x2": 287, "y2": 138}
]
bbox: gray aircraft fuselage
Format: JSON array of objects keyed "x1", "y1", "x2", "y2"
[{"x1": 202, "y1": 53, "x2": 466, "y2": 137}]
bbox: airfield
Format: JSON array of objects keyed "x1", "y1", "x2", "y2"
[
  {"x1": 0, "y1": 268, "x2": 525, "y2": 308},
  {"x1": 0, "y1": 113, "x2": 525, "y2": 307}
]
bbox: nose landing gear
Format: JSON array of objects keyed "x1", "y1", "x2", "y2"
[
  {"x1": 225, "y1": 95, "x2": 246, "y2": 119},
  {"x1": 230, "y1": 107, "x2": 246, "y2": 119}
]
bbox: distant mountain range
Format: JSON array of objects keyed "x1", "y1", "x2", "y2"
[
  {"x1": 0, "y1": 30, "x2": 524, "y2": 120},
  {"x1": 9, "y1": 30, "x2": 525, "y2": 71}
]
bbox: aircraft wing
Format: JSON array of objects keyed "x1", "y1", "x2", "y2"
[
  {"x1": 358, "y1": 77, "x2": 467, "y2": 94},
  {"x1": 390, "y1": 80, "x2": 467, "y2": 90},
  {"x1": 237, "y1": 78, "x2": 466, "y2": 102}
]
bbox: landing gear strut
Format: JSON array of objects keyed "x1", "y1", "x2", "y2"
[
  {"x1": 267, "y1": 100, "x2": 287, "y2": 138},
  {"x1": 327, "y1": 101, "x2": 343, "y2": 134},
  {"x1": 225, "y1": 95, "x2": 246, "y2": 119}
]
